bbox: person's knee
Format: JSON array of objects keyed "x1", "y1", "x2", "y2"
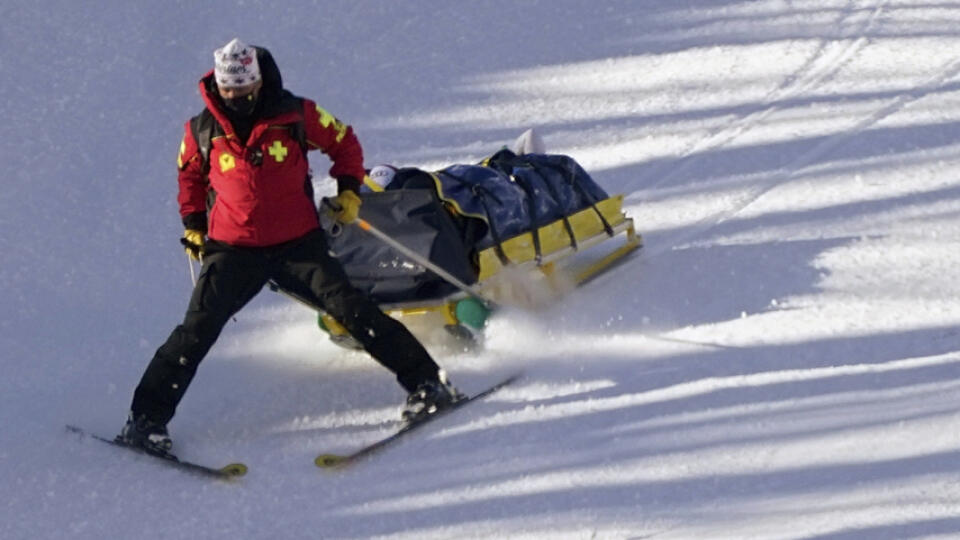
[
  {"x1": 334, "y1": 297, "x2": 393, "y2": 338},
  {"x1": 159, "y1": 314, "x2": 226, "y2": 365},
  {"x1": 155, "y1": 325, "x2": 199, "y2": 364},
  {"x1": 318, "y1": 283, "x2": 367, "y2": 319}
]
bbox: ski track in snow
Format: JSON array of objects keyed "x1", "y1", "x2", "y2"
[
  {"x1": 636, "y1": 0, "x2": 888, "y2": 195},
  {"x1": 636, "y1": 0, "x2": 905, "y2": 254},
  {"x1": 4, "y1": 1, "x2": 960, "y2": 539},
  {"x1": 650, "y1": 50, "x2": 960, "y2": 255}
]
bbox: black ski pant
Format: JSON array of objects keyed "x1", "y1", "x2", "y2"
[{"x1": 131, "y1": 229, "x2": 441, "y2": 425}]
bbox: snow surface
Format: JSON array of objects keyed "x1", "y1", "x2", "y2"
[{"x1": 3, "y1": 1, "x2": 960, "y2": 538}]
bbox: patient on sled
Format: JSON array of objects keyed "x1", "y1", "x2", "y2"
[{"x1": 324, "y1": 129, "x2": 612, "y2": 304}]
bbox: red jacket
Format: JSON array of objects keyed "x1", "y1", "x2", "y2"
[{"x1": 176, "y1": 67, "x2": 365, "y2": 247}]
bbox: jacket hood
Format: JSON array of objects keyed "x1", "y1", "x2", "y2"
[{"x1": 252, "y1": 46, "x2": 284, "y2": 103}]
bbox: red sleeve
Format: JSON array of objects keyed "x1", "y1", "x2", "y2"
[
  {"x1": 302, "y1": 99, "x2": 365, "y2": 191},
  {"x1": 175, "y1": 121, "x2": 208, "y2": 230}
]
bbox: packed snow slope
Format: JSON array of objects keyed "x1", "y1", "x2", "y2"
[{"x1": 3, "y1": 1, "x2": 960, "y2": 538}]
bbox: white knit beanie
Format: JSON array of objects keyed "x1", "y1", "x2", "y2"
[{"x1": 213, "y1": 38, "x2": 261, "y2": 88}]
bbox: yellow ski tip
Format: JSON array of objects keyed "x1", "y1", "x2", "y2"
[
  {"x1": 220, "y1": 463, "x2": 248, "y2": 477},
  {"x1": 315, "y1": 454, "x2": 348, "y2": 468}
]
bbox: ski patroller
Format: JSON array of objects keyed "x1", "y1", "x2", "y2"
[
  {"x1": 316, "y1": 372, "x2": 521, "y2": 468},
  {"x1": 65, "y1": 425, "x2": 247, "y2": 480}
]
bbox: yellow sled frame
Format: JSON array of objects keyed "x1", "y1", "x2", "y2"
[{"x1": 319, "y1": 195, "x2": 642, "y2": 337}]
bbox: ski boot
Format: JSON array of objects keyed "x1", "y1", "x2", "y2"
[
  {"x1": 117, "y1": 413, "x2": 173, "y2": 456},
  {"x1": 401, "y1": 372, "x2": 466, "y2": 423}
]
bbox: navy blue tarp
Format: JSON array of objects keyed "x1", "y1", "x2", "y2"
[
  {"x1": 329, "y1": 151, "x2": 610, "y2": 303},
  {"x1": 397, "y1": 150, "x2": 609, "y2": 251}
]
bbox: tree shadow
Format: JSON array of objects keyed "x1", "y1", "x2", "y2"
[
  {"x1": 308, "y1": 326, "x2": 960, "y2": 537},
  {"x1": 801, "y1": 517, "x2": 960, "y2": 540}
]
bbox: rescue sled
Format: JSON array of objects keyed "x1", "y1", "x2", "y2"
[{"x1": 273, "y1": 145, "x2": 642, "y2": 347}]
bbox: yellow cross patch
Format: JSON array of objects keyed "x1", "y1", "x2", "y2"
[
  {"x1": 268, "y1": 140, "x2": 288, "y2": 162},
  {"x1": 219, "y1": 153, "x2": 236, "y2": 172}
]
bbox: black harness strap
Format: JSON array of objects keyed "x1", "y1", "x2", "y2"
[
  {"x1": 506, "y1": 172, "x2": 544, "y2": 262},
  {"x1": 440, "y1": 170, "x2": 512, "y2": 266},
  {"x1": 540, "y1": 159, "x2": 615, "y2": 238},
  {"x1": 521, "y1": 165, "x2": 579, "y2": 252},
  {"x1": 189, "y1": 110, "x2": 216, "y2": 175}
]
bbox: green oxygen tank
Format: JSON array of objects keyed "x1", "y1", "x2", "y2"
[{"x1": 455, "y1": 297, "x2": 490, "y2": 330}]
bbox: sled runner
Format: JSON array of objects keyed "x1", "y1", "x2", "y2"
[{"x1": 273, "y1": 145, "x2": 642, "y2": 346}]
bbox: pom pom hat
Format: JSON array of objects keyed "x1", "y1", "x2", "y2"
[{"x1": 214, "y1": 38, "x2": 261, "y2": 88}]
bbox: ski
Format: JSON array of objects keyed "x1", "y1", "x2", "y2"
[
  {"x1": 65, "y1": 425, "x2": 248, "y2": 480},
  {"x1": 315, "y1": 373, "x2": 521, "y2": 468}
]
